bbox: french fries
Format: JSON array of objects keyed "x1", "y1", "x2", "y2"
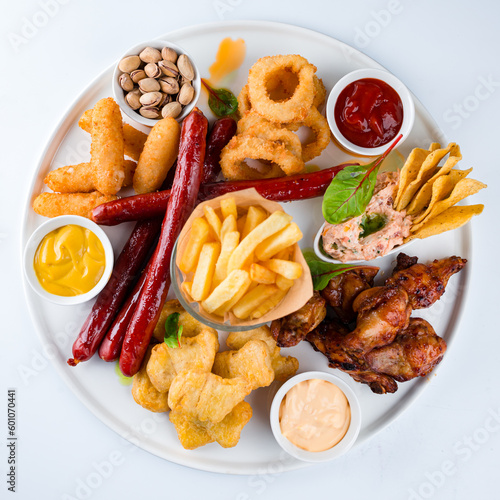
[{"x1": 178, "y1": 196, "x2": 304, "y2": 320}]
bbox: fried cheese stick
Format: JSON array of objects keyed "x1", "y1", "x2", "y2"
[
  {"x1": 90, "y1": 98, "x2": 124, "y2": 195},
  {"x1": 44, "y1": 160, "x2": 136, "y2": 193},
  {"x1": 79, "y1": 109, "x2": 148, "y2": 162},
  {"x1": 32, "y1": 192, "x2": 117, "y2": 219},
  {"x1": 133, "y1": 117, "x2": 180, "y2": 194}
]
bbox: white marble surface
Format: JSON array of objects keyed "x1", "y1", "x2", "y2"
[{"x1": 1, "y1": 1, "x2": 498, "y2": 498}]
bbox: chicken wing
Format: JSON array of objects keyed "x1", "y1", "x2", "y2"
[
  {"x1": 307, "y1": 320, "x2": 398, "y2": 394},
  {"x1": 342, "y1": 285, "x2": 412, "y2": 353},
  {"x1": 270, "y1": 291, "x2": 327, "y2": 347},
  {"x1": 365, "y1": 318, "x2": 447, "y2": 382},
  {"x1": 386, "y1": 254, "x2": 467, "y2": 309},
  {"x1": 320, "y1": 268, "x2": 379, "y2": 324}
]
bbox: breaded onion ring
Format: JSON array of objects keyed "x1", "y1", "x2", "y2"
[
  {"x1": 283, "y1": 106, "x2": 330, "y2": 162},
  {"x1": 237, "y1": 110, "x2": 270, "y2": 134},
  {"x1": 313, "y1": 77, "x2": 326, "y2": 109},
  {"x1": 247, "y1": 55, "x2": 316, "y2": 123},
  {"x1": 237, "y1": 84, "x2": 252, "y2": 116},
  {"x1": 220, "y1": 135, "x2": 304, "y2": 180}
]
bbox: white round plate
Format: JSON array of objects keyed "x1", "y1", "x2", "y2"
[{"x1": 21, "y1": 21, "x2": 471, "y2": 475}]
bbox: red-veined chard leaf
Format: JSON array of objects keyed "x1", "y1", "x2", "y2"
[{"x1": 164, "y1": 312, "x2": 183, "y2": 349}]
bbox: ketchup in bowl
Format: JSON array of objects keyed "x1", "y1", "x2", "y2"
[{"x1": 334, "y1": 78, "x2": 403, "y2": 148}]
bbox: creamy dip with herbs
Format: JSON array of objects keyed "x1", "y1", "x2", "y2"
[{"x1": 322, "y1": 172, "x2": 412, "y2": 262}]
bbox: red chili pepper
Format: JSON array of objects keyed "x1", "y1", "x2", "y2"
[
  {"x1": 119, "y1": 108, "x2": 208, "y2": 377},
  {"x1": 202, "y1": 117, "x2": 237, "y2": 183},
  {"x1": 67, "y1": 218, "x2": 161, "y2": 366}
]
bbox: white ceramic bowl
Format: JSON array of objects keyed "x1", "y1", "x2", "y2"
[
  {"x1": 24, "y1": 215, "x2": 114, "y2": 306},
  {"x1": 270, "y1": 371, "x2": 361, "y2": 462},
  {"x1": 313, "y1": 221, "x2": 415, "y2": 264},
  {"x1": 112, "y1": 39, "x2": 201, "y2": 128},
  {"x1": 326, "y1": 68, "x2": 415, "y2": 156}
]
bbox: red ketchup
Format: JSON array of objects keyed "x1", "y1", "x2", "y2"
[{"x1": 334, "y1": 78, "x2": 403, "y2": 148}]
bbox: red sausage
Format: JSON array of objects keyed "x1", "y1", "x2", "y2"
[
  {"x1": 202, "y1": 117, "x2": 237, "y2": 184},
  {"x1": 67, "y1": 218, "x2": 161, "y2": 366},
  {"x1": 119, "y1": 108, "x2": 208, "y2": 377}
]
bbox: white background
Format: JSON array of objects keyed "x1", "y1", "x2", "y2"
[{"x1": 1, "y1": 1, "x2": 499, "y2": 499}]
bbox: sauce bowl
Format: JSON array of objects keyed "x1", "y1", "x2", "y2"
[
  {"x1": 270, "y1": 371, "x2": 361, "y2": 462},
  {"x1": 23, "y1": 215, "x2": 114, "y2": 306}
]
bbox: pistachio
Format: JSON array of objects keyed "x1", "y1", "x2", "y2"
[
  {"x1": 177, "y1": 54, "x2": 194, "y2": 81},
  {"x1": 118, "y1": 55, "x2": 141, "y2": 73},
  {"x1": 125, "y1": 89, "x2": 142, "y2": 110},
  {"x1": 139, "y1": 106, "x2": 161, "y2": 119},
  {"x1": 138, "y1": 77, "x2": 161, "y2": 93},
  {"x1": 158, "y1": 93, "x2": 170, "y2": 107},
  {"x1": 140, "y1": 91, "x2": 163, "y2": 107},
  {"x1": 161, "y1": 47, "x2": 178, "y2": 63},
  {"x1": 159, "y1": 76, "x2": 179, "y2": 95},
  {"x1": 130, "y1": 69, "x2": 147, "y2": 83},
  {"x1": 158, "y1": 60, "x2": 179, "y2": 78},
  {"x1": 139, "y1": 46, "x2": 162, "y2": 64},
  {"x1": 161, "y1": 101, "x2": 182, "y2": 119},
  {"x1": 144, "y1": 62, "x2": 161, "y2": 79},
  {"x1": 178, "y1": 82, "x2": 195, "y2": 105},
  {"x1": 179, "y1": 75, "x2": 192, "y2": 85},
  {"x1": 119, "y1": 73, "x2": 134, "y2": 92}
]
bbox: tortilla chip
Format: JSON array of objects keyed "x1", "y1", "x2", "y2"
[
  {"x1": 212, "y1": 340, "x2": 275, "y2": 390},
  {"x1": 169, "y1": 401, "x2": 253, "y2": 449},
  {"x1": 412, "y1": 167, "x2": 473, "y2": 224},
  {"x1": 394, "y1": 147, "x2": 435, "y2": 209},
  {"x1": 168, "y1": 371, "x2": 252, "y2": 423},
  {"x1": 405, "y1": 145, "x2": 463, "y2": 215},
  {"x1": 396, "y1": 143, "x2": 455, "y2": 211},
  {"x1": 405, "y1": 204, "x2": 484, "y2": 241},
  {"x1": 411, "y1": 179, "x2": 487, "y2": 232}
]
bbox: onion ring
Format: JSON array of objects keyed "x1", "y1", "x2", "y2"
[
  {"x1": 237, "y1": 84, "x2": 252, "y2": 116},
  {"x1": 237, "y1": 110, "x2": 270, "y2": 134},
  {"x1": 247, "y1": 55, "x2": 316, "y2": 123},
  {"x1": 220, "y1": 135, "x2": 304, "y2": 180}
]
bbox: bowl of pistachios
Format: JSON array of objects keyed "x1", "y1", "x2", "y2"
[{"x1": 113, "y1": 39, "x2": 201, "y2": 127}]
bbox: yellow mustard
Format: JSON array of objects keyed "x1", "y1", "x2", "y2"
[{"x1": 33, "y1": 224, "x2": 105, "y2": 296}]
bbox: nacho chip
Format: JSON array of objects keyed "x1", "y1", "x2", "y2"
[
  {"x1": 169, "y1": 401, "x2": 252, "y2": 449},
  {"x1": 412, "y1": 167, "x2": 473, "y2": 225},
  {"x1": 411, "y1": 179, "x2": 487, "y2": 232},
  {"x1": 131, "y1": 347, "x2": 169, "y2": 413},
  {"x1": 212, "y1": 340, "x2": 275, "y2": 390},
  {"x1": 405, "y1": 145, "x2": 463, "y2": 215},
  {"x1": 405, "y1": 204, "x2": 484, "y2": 241},
  {"x1": 168, "y1": 371, "x2": 252, "y2": 423},
  {"x1": 396, "y1": 143, "x2": 455, "y2": 211},
  {"x1": 226, "y1": 326, "x2": 299, "y2": 382},
  {"x1": 147, "y1": 330, "x2": 219, "y2": 393}
]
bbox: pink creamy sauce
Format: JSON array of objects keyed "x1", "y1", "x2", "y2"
[{"x1": 322, "y1": 171, "x2": 412, "y2": 262}]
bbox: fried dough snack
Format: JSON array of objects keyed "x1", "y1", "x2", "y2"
[
  {"x1": 147, "y1": 329, "x2": 219, "y2": 393},
  {"x1": 32, "y1": 191, "x2": 117, "y2": 219},
  {"x1": 90, "y1": 98, "x2": 125, "y2": 195},
  {"x1": 168, "y1": 371, "x2": 252, "y2": 423},
  {"x1": 169, "y1": 401, "x2": 252, "y2": 449},
  {"x1": 79, "y1": 109, "x2": 148, "y2": 162},
  {"x1": 43, "y1": 160, "x2": 136, "y2": 193},
  {"x1": 131, "y1": 347, "x2": 169, "y2": 412},
  {"x1": 212, "y1": 339, "x2": 274, "y2": 390},
  {"x1": 133, "y1": 117, "x2": 180, "y2": 194},
  {"x1": 226, "y1": 325, "x2": 299, "y2": 382}
]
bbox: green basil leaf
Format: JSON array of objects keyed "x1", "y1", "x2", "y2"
[
  {"x1": 201, "y1": 78, "x2": 238, "y2": 118},
  {"x1": 164, "y1": 312, "x2": 183, "y2": 349},
  {"x1": 303, "y1": 249, "x2": 376, "y2": 291}
]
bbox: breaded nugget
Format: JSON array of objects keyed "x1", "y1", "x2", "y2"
[
  {"x1": 90, "y1": 98, "x2": 125, "y2": 195},
  {"x1": 168, "y1": 371, "x2": 252, "y2": 423},
  {"x1": 32, "y1": 191, "x2": 117, "y2": 219},
  {"x1": 131, "y1": 347, "x2": 169, "y2": 412},
  {"x1": 226, "y1": 326, "x2": 299, "y2": 382},
  {"x1": 79, "y1": 109, "x2": 147, "y2": 162},
  {"x1": 44, "y1": 160, "x2": 136, "y2": 193},
  {"x1": 133, "y1": 117, "x2": 180, "y2": 194},
  {"x1": 169, "y1": 401, "x2": 252, "y2": 449},
  {"x1": 152, "y1": 299, "x2": 215, "y2": 342},
  {"x1": 147, "y1": 329, "x2": 219, "y2": 393},
  {"x1": 212, "y1": 340, "x2": 274, "y2": 390}
]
